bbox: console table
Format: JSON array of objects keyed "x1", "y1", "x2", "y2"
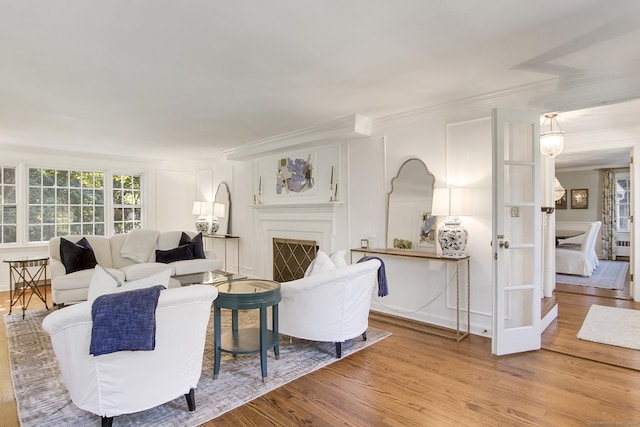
[
  {"x1": 350, "y1": 248, "x2": 470, "y2": 341},
  {"x1": 203, "y1": 234, "x2": 240, "y2": 274}
]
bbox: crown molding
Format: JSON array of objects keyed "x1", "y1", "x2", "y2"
[
  {"x1": 225, "y1": 114, "x2": 372, "y2": 161},
  {"x1": 373, "y1": 73, "x2": 640, "y2": 132}
]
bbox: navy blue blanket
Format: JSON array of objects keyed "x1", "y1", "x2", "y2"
[
  {"x1": 90, "y1": 285, "x2": 165, "y2": 356},
  {"x1": 357, "y1": 256, "x2": 388, "y2": 297}
]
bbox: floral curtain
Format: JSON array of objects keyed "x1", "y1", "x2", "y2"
[{"x1": 600, "y1": 169, "x2": 617, "y2": 260}]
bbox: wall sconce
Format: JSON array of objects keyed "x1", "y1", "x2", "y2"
[
  {"x1": 540, "y1": 113, "x2": 564, "y2": 158},
  {"x1": 432, "y1": 188, "x2": 469, "y2": 258}
]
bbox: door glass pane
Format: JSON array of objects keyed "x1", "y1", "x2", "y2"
[
  {"x1": 503, "y1": 165, "x2": 533, "y2": 204},
  {"x1": 503, "y1": 122, "x2": 533, "y2": 162},
  {"x1": 504, "y1": 206, "x2": 534, "y2": 245},
  {"x1": 505, "y1": 289, "x2": 534, "y2": 328}
]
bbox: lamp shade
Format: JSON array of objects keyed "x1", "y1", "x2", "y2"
[
  {"x1": 192, "y1": 201, "x2": 213, "y2": 216},
  {"x1": 431, "y1": 188, "x2": 450, "y2": 216}
]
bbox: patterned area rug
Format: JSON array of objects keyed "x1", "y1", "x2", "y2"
[
  {"x1": 577, "y1": 305, "x2": 640, "y2": 350},
  {"x1": 5, "y1": 309, "x2": 390, "y2": 426},
  {"x1": 556, "y1": 260, "x2": 628, "y2": 290}
]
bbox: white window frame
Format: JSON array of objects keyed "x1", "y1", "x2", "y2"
[{"x1": 1, "y1": 165, "x2": 18, "y2": 245}]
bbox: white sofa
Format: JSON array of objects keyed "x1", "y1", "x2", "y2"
[
  {"x1": 42, "y1": 285, "x2": 217, "y2": 425},
  {"x1": 278, "y1": 258, "x2": 382, "y2": 358},
  {"x1": 49, "y1": 231, "x2": 222, "y2": 305}
]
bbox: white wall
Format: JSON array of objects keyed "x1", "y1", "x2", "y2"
[
  {"x1": 355, "y1": 116, "x2": 493, "y2": 336},
  {"x1": 555, "y1": 170, "x2": 600, "y2": 222}
]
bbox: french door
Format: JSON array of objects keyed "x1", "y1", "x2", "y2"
[{"x1": 492, "y1": 108, "x2": 542, "y2": 355}]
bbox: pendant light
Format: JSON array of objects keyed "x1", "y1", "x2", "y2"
[{"x1": 540, "y1": 113, "x2": 564, "y2": 158}]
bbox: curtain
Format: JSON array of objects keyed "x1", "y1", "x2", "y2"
[{"x1": 600, "y1": 169, "x2": 617, "y2": 260}]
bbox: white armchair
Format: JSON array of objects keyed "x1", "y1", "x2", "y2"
[
  {"x1": 41, "y1": 285, "x2": 217, "y2": 426},
  {"x1": 556, "y1": 221, "x2": 602, "y2": 277},
  {"x1": 278, "y1": 259, "x2": 382, "y2": 358}
]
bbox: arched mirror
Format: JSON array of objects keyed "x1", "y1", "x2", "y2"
[
  {"x1": 213, "y1": 182, "x2": 231, "y2": 235},
  {"x1": 386, "y1": 158, "x2": 435, "y2": 251}
]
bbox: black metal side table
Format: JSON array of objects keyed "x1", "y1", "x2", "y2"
[
  {"x1": 3, "y1": 255, "x2": 49, "y2": 318},
  {"x1": 213, "y1": 279, "x2": 281, "y2": 381}
]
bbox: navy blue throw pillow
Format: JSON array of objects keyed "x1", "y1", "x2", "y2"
[
  {"x1": 179, "y1": 232, "x2": 206, "y2": 259},
  {"x1": 60, "y1": 237, "x2": 98, "y2": 274},
  {"x1": 155, "y1": 244, "x2": 194, "y2": 263}
]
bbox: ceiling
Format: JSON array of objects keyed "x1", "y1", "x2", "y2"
[{"x1": 1, "y1": 0, "x2": 640, "y2": 162}]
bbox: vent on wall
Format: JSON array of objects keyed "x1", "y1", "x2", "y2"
[
  {"x1": 272, "y1": 238, "x2": 318, "y2": 283},
  {"x1": 617, "y1": 240, "x2": 631, "y2": 247}
]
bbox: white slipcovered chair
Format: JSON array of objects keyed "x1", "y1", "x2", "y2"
[
  {"x1": 556, "y1": 221, "x2": 602, "y2": 277},
  {"x1": 41, "y1": 285, "x2": 217, "y2": 426},
  {"x1": 278, "y1": 258, "x2": 382, "y2": 358}
]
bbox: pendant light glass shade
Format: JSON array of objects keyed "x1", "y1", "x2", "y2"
[
  {"x1": 540, "y1": 113, "x2": 564, "y2": 158},
  {"x1": 554, "y1": 177, "x2": 565, "y2": 202}
]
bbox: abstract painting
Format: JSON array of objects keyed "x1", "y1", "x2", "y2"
[{"x1": 276, "y1": 154, "x2": 314, "y2": 194}]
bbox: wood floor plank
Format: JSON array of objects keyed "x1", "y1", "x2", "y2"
[{"x1": 1, "y1": 287, "x2": 639, "y2": 426}]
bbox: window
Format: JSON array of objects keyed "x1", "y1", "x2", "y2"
[
  {"x1": 1, "y1": 166, "x2": 17, "y2": 244},
  {"x1": 616, "y1": 172, "x2": 631, "y2": 232},
  {"x1": 28, "y1": 169, "x2": 105, "y2": 242},
  {"x1": 112, "y1": 174, "x2": 142, "y2": 234}
]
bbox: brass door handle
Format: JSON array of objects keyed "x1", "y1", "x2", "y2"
[{"x1": 499, "y1": 241, "x2": 510, "y2": 249}]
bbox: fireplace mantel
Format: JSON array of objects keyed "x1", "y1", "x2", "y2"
[{"x1": 252, "y1": 201, "x2": 343, "y2": 214}]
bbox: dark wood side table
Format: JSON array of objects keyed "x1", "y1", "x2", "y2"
[
  {"x1": 3, "y1": 255, "x2": 49, "y2": 318},
  {"x1": 213, "y1": 279, "x2": 281, "y2": 381}
]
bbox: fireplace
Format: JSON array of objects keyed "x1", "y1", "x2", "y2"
[
  {"x1": 253, "y1": 202, "x2": 340, "y2": 280},
  {"x1": 272, "y1": 238, "x2": 318, "y2": 282}
]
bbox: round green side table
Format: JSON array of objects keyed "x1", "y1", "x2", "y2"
[{"x1": 213, "y1": 279, "x2": 281, "y2": 381}]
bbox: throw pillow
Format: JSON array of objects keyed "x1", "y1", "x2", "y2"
[
  {"x1": 60, "y1": 237, "x2": 98, "y2": 274},
  {"x1": 114, "y1": 268, "x2": 171, "y2": 293},
  {"x1": 87, "y1": 265, "x2": 123, "y2": 302},
  {"x1": 304, "y1": 250, "x2": 337, "y2": 277},
  {"x1": 155, "y1": 244, "x2": 194, "y2": 263},
  {"x1": 179, "y1": 232, "x2": 206, "y2": 259},
  {"x1": 330, "y1": 249, "x2": 348, "y2": 268}
]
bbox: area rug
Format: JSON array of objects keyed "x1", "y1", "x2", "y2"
[
  {"x1": 556, "y1": 260, "x2": 628, "y2": 290},
  {"x1": 577, "y1": 304, "x2": 640, "y2": 350},
  {"x1": 5, "y1": 309, "x2": 390, "y2": 427}
]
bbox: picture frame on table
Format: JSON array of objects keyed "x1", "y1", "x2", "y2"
[
  {"x1": 570, "y1": 189, "x2": 588, "y2": 209},
  {"x1": 360, "y1": 239, "x2": 369, "y2": 249}
]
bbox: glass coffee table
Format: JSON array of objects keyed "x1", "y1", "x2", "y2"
[{"x1": 212, "y1": 278, "x2": 281, "y2": 381}]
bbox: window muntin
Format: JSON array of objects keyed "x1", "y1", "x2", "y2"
[
  {"x1": 28, "y1": 168, "x2": 105, "y2": 242},
  {"x1": 1, "y1": 166, "x2": 17, "y2": 244},
  {"x1": 112, "y1": 174, "x2": 142, "y2": 234}
]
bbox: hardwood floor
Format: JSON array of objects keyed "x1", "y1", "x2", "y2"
[{"x1": 1, "y1": 287, "x2": 639, "y2": 426}]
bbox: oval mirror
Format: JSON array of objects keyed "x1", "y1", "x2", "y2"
[
  {"x1": 386, "y1": 158, "x2": 435, "y2": 251},
  {"x1": 213, "y1": 182, "x2": 231, "y2": 235}
]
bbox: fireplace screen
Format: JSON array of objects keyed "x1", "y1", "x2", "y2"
[{"x1": 272, "y1": 238, "x2": 318, "y2": 282}]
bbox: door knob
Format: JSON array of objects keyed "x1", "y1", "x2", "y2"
[{"x1": 499, "y1": 241, "x2": 510, "y2": 249}]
